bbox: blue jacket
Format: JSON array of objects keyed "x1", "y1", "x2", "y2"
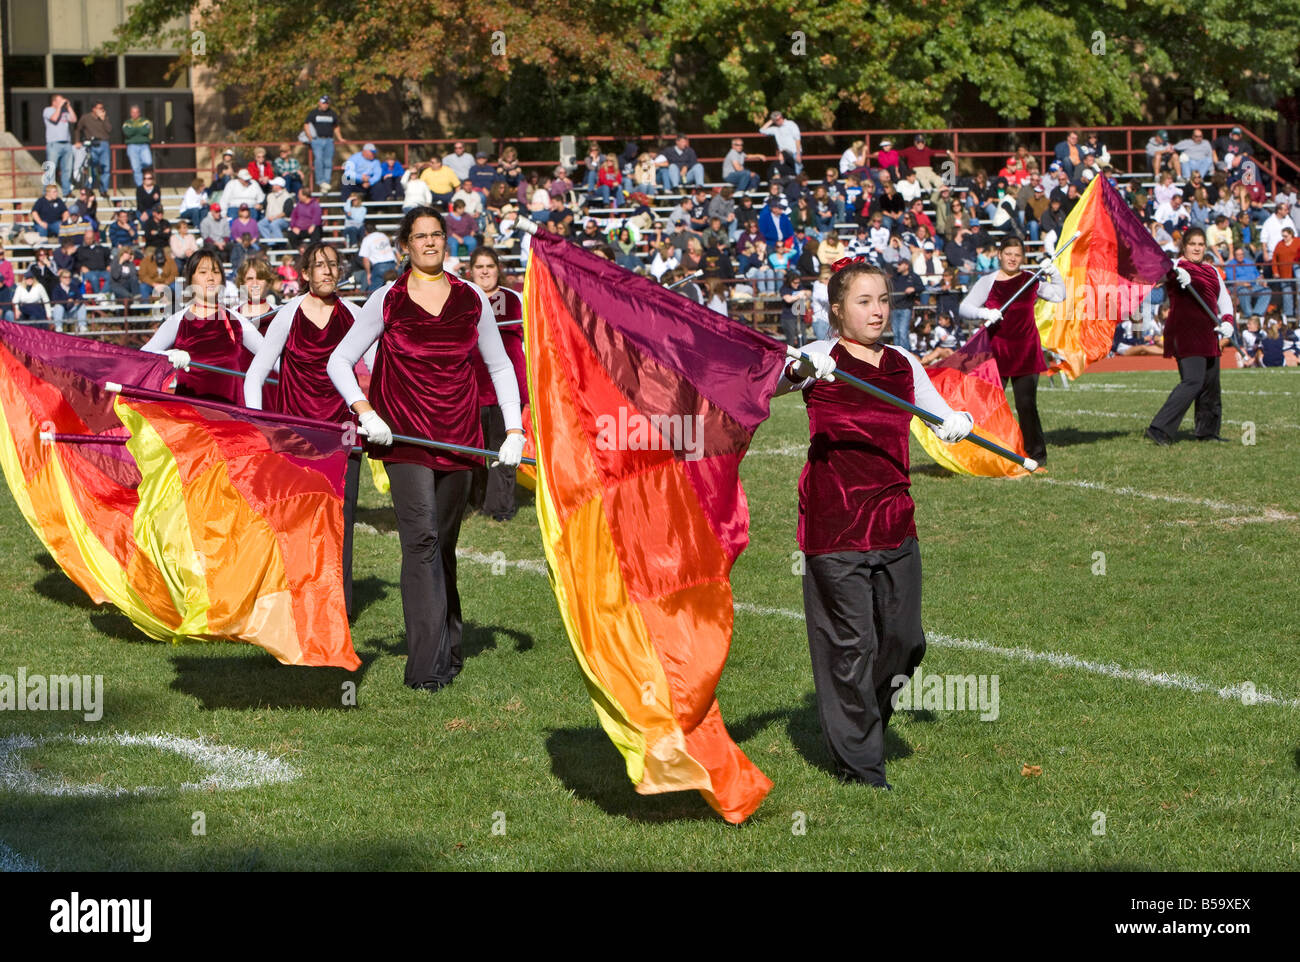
[{"x1": 758, "y1": 206, "x2": 793, "y2": 245}]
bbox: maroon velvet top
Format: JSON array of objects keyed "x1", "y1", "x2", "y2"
[
  {"x1": 367, "y1": 270, "x2": 483, "y2": 471},
  {"x1": 277, "y1": 300, "x2": 355, "y2": 425},
  {"x1": 172, "y1": 308, "x2": 247, "y2": 405},
  {"x1": 798, "y1": 342, "x2": 917, "y2": 555},
  {"x1": 471, "y1": 288, "x2": 527, "y2": 407},
  {"x1": 984, "y1": 273, "x2": 1047, "y2": 377},
  {"x1": 1164, "y1": 259, "x2": 1224, "y2": 359}
]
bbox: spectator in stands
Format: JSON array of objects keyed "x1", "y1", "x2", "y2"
[
  {"x1": 53, "y1": 235, "x2": 80, "y2": 278},
  {"x1": 1225, "y1": 246, "x2": 1271, "y2": 319},
  {"x1": 32, "y1": 184, "x2": 70, "y2": 239},
  {"x1": 176, "y1": 178, "x2": 207, "y2": 230},
  {"x1": 286, "y1": 188, "x2": 322, "y2": 247},
  {"x1": 1187, "y1": 184, "x2": 1213, "y2": 229},
  {"x1": 1074, "y1": 149, "x2": 1100, "y2": 187},
  {"x1": 67, "y1": 187, "x2": 98, "y2": 228},
  {"x1": 1232, "y1": 209, "x2": 1256, "y2": 252},
  {"x1": 138, "y1": 206, "x2": 170, "y2": 250},
  {"x1": 817, "y1": 229, "x2": 846, "y2": 266},
  {"x1": 49, "y1": 268, "x2": 87, "y2": 332},
  {"x1": 593, "y1": 153, "x2": 624, "y2": 208},
  {"x1": 757, "y1": 195, "x2": 793, "y2": 248},
  {"x1": 340, "y1": 194, "x2": 366, "y2": 247},
  {"x1": 358, "y1": 222, "x2": 397, "y2": 290},
  {"x1": 15, "y1": 270, "x2": 52, "y2": 326},
  {"x1": 1260, "y1": 202, "x2": 1296, "y2": 259},
  {"x1": 304, "y1": 95, "x2": 343, "y2": 193},
  {"x1": 446, "y1": 199, "x2": 478, "y2": 256},
  {"x1": 0, "y1": 244, "x2": 15, "y2": 321},
  {"x1": 1054, "y1": 131, "x2": 1083, "y2": 179},
  {"x1": 1145, "y1": 129, "x2": 1180, "y2": 178},
  {"x1": 1271, "y1": 226, "x2": 1299, "y2": 321},
  {"x1": 273, "y1": 144, "x2": 303, "y2": 196},
  {"x1": 777, "y1": 270, "x2": 808, "y2": 343},
  {"x1": 1081, "y1": 132, "x2": 1111, "y2": 168},
  {"x1": 687, "y1": 187, "x2": 712, "y2": 233},
  {"x1": 1213, "y1": 127, "x2": 1252, "y2": 176},
  {"x1": 229, "y1": 232, "x2": 258, "y2": 279},
  {"x1": 497, "y1": 146, "x2": 523, "y2": 188},
  {"x1": 760, "y1": 111, "x2": 802, "y2": 177},
  {"x1": 74, "y1": 100, "x2": 112, "y2": 197},
  {"x1": 107, "y1": 208, "x2": 136, "y2": 249},
  {"x1": 222, "y1": 169, "x2": 265, "y2": 219},
  {"x1": 169, "y1": 218, "x2": 197, "y2": 273},
  {"x1": 200, "y1": 203, "x2": 230, "y2": 256},
  {"x1": 1206, "y1": 213, "x2": 1233, "y2": 253},
  {"x1": 260, "y1": 177, "x2": 293, "y2": 240},
  {"x1": 701, "y1": 231, "x2": 735, "y2": 279},
  {"x1": 466, "y1": 151, "x2": 497, "y2": 193},
  {"x1": 341, "y1": 143, "x2": 382, "y2": 202},
  {"x1": 418, "y1": 154, "x2": 461, "y2": 207},
  {"x1": 211, "y1": 149, "x2": 236, "y2": 194},
  {"x1": 913, "y1": 240, "x2": 945, "y2": 294},
  {"x1": 876, "y1": 139, "x2": 901, "y2": 179},
  {"x1": 871, "y1": 180, "x2": 906, "y2": 232},
  {"x1": 1173, "y1": 129, "x2": 1216, "y2": 179},
  {"x1": 649, "y1": 241, "x2": 679, "y2": 281},
  {"x1": 74, "y1": 228, "x2": 110, "y2": 294},
  {"x1": 722, "y1": 138, "x2": 760, "y2": 192},
  {"x1": 139, "y1": 246, "x2": 178, "y2": 303},
  {"x1": 442, "y1": 141, "x2": 474, "y2": 181},
  {"x1": 230, "y1": 203, "x2": 261, "y2": 249},
  {"x1": 401, "y1": 165, "x2": 434, "y2": 211},
  {"x1": 735, "y1": 218, "x2": 763, "y2": 266},
  {"x1": 747, "y1": 239, "x2": 777, "y2": 294},
  {"x1": 247, "y1": 146, "x2": 274, "y2": 190},
  {"x1": 1155, "y1": 193, "x2": 1191, "y2": 234},
  {"x1": 119, "y1": 104, "x2": 153, "y2": 190},
  {"x1": 897, "y1": 168, "x2": 924, "y2": 205},
  {"x1": 900, "y1": 134, "x2": 949, "y2": 191},
  {"x1": 134, "y1": 169, "x2": 161, "y2": 217},
  {"x1": 108, "y1": 245, "x2": 140, "y2": 309},
  {"x1": 662, "y1": 135, "x2": 706, "y2": 189},
  {"x1": 43, "y1": 94, "x2": 77, "y2": 198},
  {"x1": 374, "y1": 152, "x2": 405, "y2": 202}
]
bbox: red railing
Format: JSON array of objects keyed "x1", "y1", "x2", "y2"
[{"x1": 3, "y1": 124, "x2": 1297, "y2": 201}]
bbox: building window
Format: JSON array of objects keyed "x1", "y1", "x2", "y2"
[
  {"x1": 52, "y1": 54, "x2": 116, "y2": 87},
  {"x1": 125, "y1": 55, "x2": 185, "y2": 88},
  {"x1": 4, "y1": 55, "x2": 46, "y2": 87}
]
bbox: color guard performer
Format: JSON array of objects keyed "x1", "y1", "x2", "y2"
[
  {"x1": 466, "y1": 247, "x2": 528, "y2": 521},
  {"x1": 142, "y1": 249, "x2": 263, "y2": 405},
  {"x1": 244, "y1": 242, "x2": 373, "y2": 619},
  {"x1": 1146, "y1": 227, "x2": 1232, "y2": 444},
  {"x1": 959, "y1": 236, "x2": 1065, "y2": 466},
  {"x1": 326, "y1": 207, "x2": 524, "y2": 692},
  {"x1": 775, "y1": 257, "x2": 974, "y2": 789}
]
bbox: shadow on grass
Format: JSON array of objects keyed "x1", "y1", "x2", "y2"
[
  {"x1": 355, "y1": 505, "x2": 397, "y2": 534},
  {"x1": 363, "y1": 621, "x2": 534, "y2": 660},
  {"x1": 1042, "y1": 427, "x2": 1129, "y2": 448},
  {"x1": 169, "y1": 650, "x2": 378, "y2": 710},
  {"x1": 351, "y1": 575, "x2": 392, "y2": 620}
]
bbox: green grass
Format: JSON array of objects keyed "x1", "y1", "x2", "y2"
[{"x1": 2, "y1": 368, "x2": 1298, "y2": 870}]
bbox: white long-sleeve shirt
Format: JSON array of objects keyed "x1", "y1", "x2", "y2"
[
  {"x1": 243, "y1": 294, "x2": 376, "y2": 410},
  {"x1": 141, "y1": 304, "x2": 264, "y2": 355},
  {"x1": 959, "y1": 267, "x2": 1065, "y2": 320},
  {"x1": 774, "y1": 338, "x2": 960, "y2": 438},
  {"x1": 326, "y1": 274, "x2": 522, "y2": 432}
]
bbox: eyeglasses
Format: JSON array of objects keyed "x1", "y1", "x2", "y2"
[{"x1": 409, "y1": 231, "x2": 445, "y2": 242}]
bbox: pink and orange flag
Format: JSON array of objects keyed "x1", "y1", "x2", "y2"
[
  {"x1": 524, "y1": 230, "x2": 785, "y2": 823},
  {"x1": 0, "y1": 322, "x2": 359, "y2": 669}
]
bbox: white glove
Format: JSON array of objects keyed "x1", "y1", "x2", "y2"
[
  {"x1": 935, "y1": 411, "x2": 974, "y2": 444},
  {"x1": 979, "y1": 307, "x2": 1002, "y2": 326},
  {"x1": 164, "y1": 348, "x2": 191, "y2": 371},
  {"x1": 357, "y1": 409, "x2": 393, "y2": 446},
  {"x1": 1175, "y1": 266, "x2": 1192, "y2": 288},
  {"x1": 496, "y1": 432, "x2": 526, "y2": 467},
  {"x1": 791, "y1": 349, "x2": 837, "y2": 382},
  {"x1": 1038, "y1": 255, "x2": 1061, "y2": 278}
]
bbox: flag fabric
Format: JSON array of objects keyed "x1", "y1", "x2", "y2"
[
  {"x1": 0, "y1": 322, "x2": 359, "y2": 669},
  {"x1": 523, "y1": 229, "x2": 785, "y2": 824},
  {"x1": 1035, "y1": 176, "x2": 1172, "y2": 379},
  {"x1": 909, "y1": 328, "x2": 1030, "y2": 478}
]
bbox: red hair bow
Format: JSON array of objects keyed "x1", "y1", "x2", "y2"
[{"x1": 832, "y1": 255, "x2": 868, "y2": 273}]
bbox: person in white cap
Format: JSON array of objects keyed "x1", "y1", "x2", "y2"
[
  {"x1": 262, "y1": 176, "x2": 293, "y2": 240},
  {"x1": 221, "y1": 168, "x2": 266, "y2": 219}
]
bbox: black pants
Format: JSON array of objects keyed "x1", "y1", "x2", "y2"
[
  {"x1": 1149, "y1": 355, "x2": 1222, "y2": 440},
  {"x1": 1005, "y1": 374, "x2": 1046, "y2": 464},
  {"x1": 342, "y1": 453, "x2": 360, "y2": 620},
  {"x1": 803, "y1": 539, "x2": 926, "y2": 786},
  {"x1": 385, "y1": 462, "x2": 473, "y2": 689},
  {"x1": 468, "y1": 405, "x2": 517, "y2": 520}
]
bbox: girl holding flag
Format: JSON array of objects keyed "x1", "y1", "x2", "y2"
[
  {"x1": 776, "y1": 257, "x2": 974, "y2": 789},
  {"x1": 958, "y1": 236, "x2": 1065, "y2": 467},
  {"x1": 1146, "y1": 227, "x2": 1233, "y2": 444},
  {"x1": 326, "y1": 207, "x2": 524, "y2": 692},
  {"x1": 142, "y1": 249, "x2": 264, "y2": 406},
  {"x1": 244, "y1": 242, "x2": 371, "y2": 620}
]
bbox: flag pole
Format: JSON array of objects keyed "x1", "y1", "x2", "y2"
[
  {"x1": 995, "y1": 230, "x2": 1082, "y2": 315},
  {"x1": 784, "y1": 347, "x2": 1038, "y2": 472},
  {"x1": 186, "y1": 359, "x2": 280, "y2": 385},
  {"x1": 103, "y1": 381, "x2": 536, "y2": 466}
]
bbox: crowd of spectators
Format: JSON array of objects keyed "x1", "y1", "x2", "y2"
[{"x1": 5, "y1": 93, "x2": 1299, "y2": 364}]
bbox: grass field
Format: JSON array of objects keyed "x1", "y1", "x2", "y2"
[{"x1": 1, "y1": 367, "x2": 1298, "y2": 871}]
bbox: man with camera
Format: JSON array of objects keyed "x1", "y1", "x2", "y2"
[
  {"x1": 75, "y1": 101, "x2": 113, "y2": 198},
  {"x1": 43, "y1": 94, "x2": 78, "y2": 197}
]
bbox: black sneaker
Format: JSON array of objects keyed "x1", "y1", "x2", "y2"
[{"x1": 1144, "y1": 427, "x2": 1172, "y2": 446}]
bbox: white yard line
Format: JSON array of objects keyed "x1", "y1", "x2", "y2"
[
  {"x1": 1064, "y1": 382, "x2": 1298, "y2": 398},
  {"x1": 1036, "y1": 478, "x2": 1299, "y2": 520},
  {"x1": 1037, "y1": 405, "x2": 1300, "y2": 431}
]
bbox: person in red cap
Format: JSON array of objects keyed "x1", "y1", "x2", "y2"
[
  {"x1": 199, "y1": 201, "x2": 230, "y2": 256},
  {"x1": 1146, "y1": 227, "x2": 1233, "y2": 444}
]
